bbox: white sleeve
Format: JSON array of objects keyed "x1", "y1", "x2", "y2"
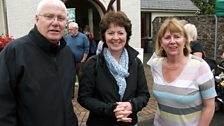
[
  {"x1": 147, "y1": 52, "x2": 158, "y2": 66},
  {"x1": 96, "y1": 41, "x2": 103, "y2": 55}
]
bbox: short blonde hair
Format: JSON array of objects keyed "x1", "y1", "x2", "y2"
[
  {"x1": 155, "y1": 18, "x2": 191, "y2": 57},
  {"x1": 184, "y1": 23, "x2": 198, "y2": 42},
  {"x1": 179, "y1": 19, "x2": 188, "y2": 25}
]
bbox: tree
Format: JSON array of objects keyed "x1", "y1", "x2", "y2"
[{"x1": 191, "y1": 0, "x2": 215, "y2": 15}]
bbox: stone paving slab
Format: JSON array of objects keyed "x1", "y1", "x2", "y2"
[{"x1": 72, "y1": 53, "x2": 156, "y2": 126}]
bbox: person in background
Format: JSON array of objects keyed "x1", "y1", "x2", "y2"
[
  {"x1": 83, "y1": 25, "x2": 97, "y2": 58},
  {"x1": 216, "y1": 44, "x2": 224, "y2": 75},
  {"x1": 218, "y1": 44, "x2": 224, "y2": 60},
  {"x1": 0, "y1": 0, "x2": 78, "y2": 126},
  {"x1": 184, "y1": 23, "x2": 205, "y2": 58},
  {"x1": 65, "y1": 22, "x2": 89, "y2": 80},
  {"x1": 78, "y1": 11, "x2": 150, "y2": 126},
  {"x1": 179, "y1": 19, "x2": 188, "y2": 26},
  {"x1": 147, "y1": 18, "x2": 216, "y2": 126},
  {"x1": 221, "y1": 51, "x2": 224, "y2": 59}
]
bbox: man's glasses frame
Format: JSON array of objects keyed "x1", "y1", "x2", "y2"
[{"x1": 38, "y1": 14, "x2": 66, "y2": 22}]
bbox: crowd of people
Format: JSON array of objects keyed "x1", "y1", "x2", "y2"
[{"x1": 0, "y1": 0, "x2": 219, "y2": 126}]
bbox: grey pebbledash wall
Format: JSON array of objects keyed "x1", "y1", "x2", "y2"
[{"x1": 152, "y1": 16, "x2": 224, "y2": 62}]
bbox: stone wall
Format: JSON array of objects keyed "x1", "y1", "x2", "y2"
[{"x1": 152, "y1": 16, "x2": 224, "y2": 62}]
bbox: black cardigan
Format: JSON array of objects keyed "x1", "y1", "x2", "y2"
[{"x1": 78, "y1": 46, "x2": 150, "y2": 126}]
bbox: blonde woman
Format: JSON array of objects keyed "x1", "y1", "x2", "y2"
[
  {"x1": 148, "y1": 18, "x2": 216, "y2": 126},
  {"x1": 184, "y1": 23, "x2": 205, "y2": 58}
]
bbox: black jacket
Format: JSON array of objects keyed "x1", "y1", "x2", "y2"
[
  {"x1": 0, "y1": 26, "x2": 78, "y2": 126},
  {"x1": 78, "y1": 46, "x2": 150, "y2": 126},
  {"x1": 190, "y1": 41, "x2": 205, "y2": 58}
]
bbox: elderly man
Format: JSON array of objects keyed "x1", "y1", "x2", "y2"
[
  {"x1": 0, "y1": 0, "x2": 78, "y2": 126},
  {"x1": 65, "y1": 22, "x2": 89, "y2": 81}
]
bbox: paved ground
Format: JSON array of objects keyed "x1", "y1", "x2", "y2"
[
  {"x1": 72, "y1": 53, "x2": 157, "y2": 126},
  {"x1": 210, "y1": 111, "x2": 224, "y2": 126}
]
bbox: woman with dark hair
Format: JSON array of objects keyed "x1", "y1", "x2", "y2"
[{"x1": 78, "y1": 11, "x2": 150, "y2": 126}]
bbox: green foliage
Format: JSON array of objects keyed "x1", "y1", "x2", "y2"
[{"x1": 191, "y1": 0, "x2": 215, "y2": 15}]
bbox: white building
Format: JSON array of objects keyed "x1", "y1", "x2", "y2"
[
  {"x1": 0, "y1": 0, "x2": 199, "y2": 49},
  {"x1": 0, "y1": 0, "x2": 141, "y2": 48}
]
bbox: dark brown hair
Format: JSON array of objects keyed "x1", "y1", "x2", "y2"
[{"x1": 99, "y1": 11, "x2": 132, "y2": 46}]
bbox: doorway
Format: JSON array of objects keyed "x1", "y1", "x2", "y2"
[{"x1": 65, "y1": 0, "x2": 104, "y2": 42}]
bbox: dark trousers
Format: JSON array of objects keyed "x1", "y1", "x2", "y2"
[{"x1": 75, "y1": 62, "x2": 84, "y2": 82}]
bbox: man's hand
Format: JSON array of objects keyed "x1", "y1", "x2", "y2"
[{"x1": 81, "y1": 59, "x2": 86, "y2": 63}]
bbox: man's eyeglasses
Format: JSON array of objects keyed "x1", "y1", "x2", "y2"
[{"x1": 38, "y1": 14, "x2": 66, "y2": 22}]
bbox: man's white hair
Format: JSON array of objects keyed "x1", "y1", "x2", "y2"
[
  {"x1": 36, "y1": 0, "x2": 67, "y2": 15},
  {"x1": 69, "y1": 22, "x2": 79, "y2": 29}
]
